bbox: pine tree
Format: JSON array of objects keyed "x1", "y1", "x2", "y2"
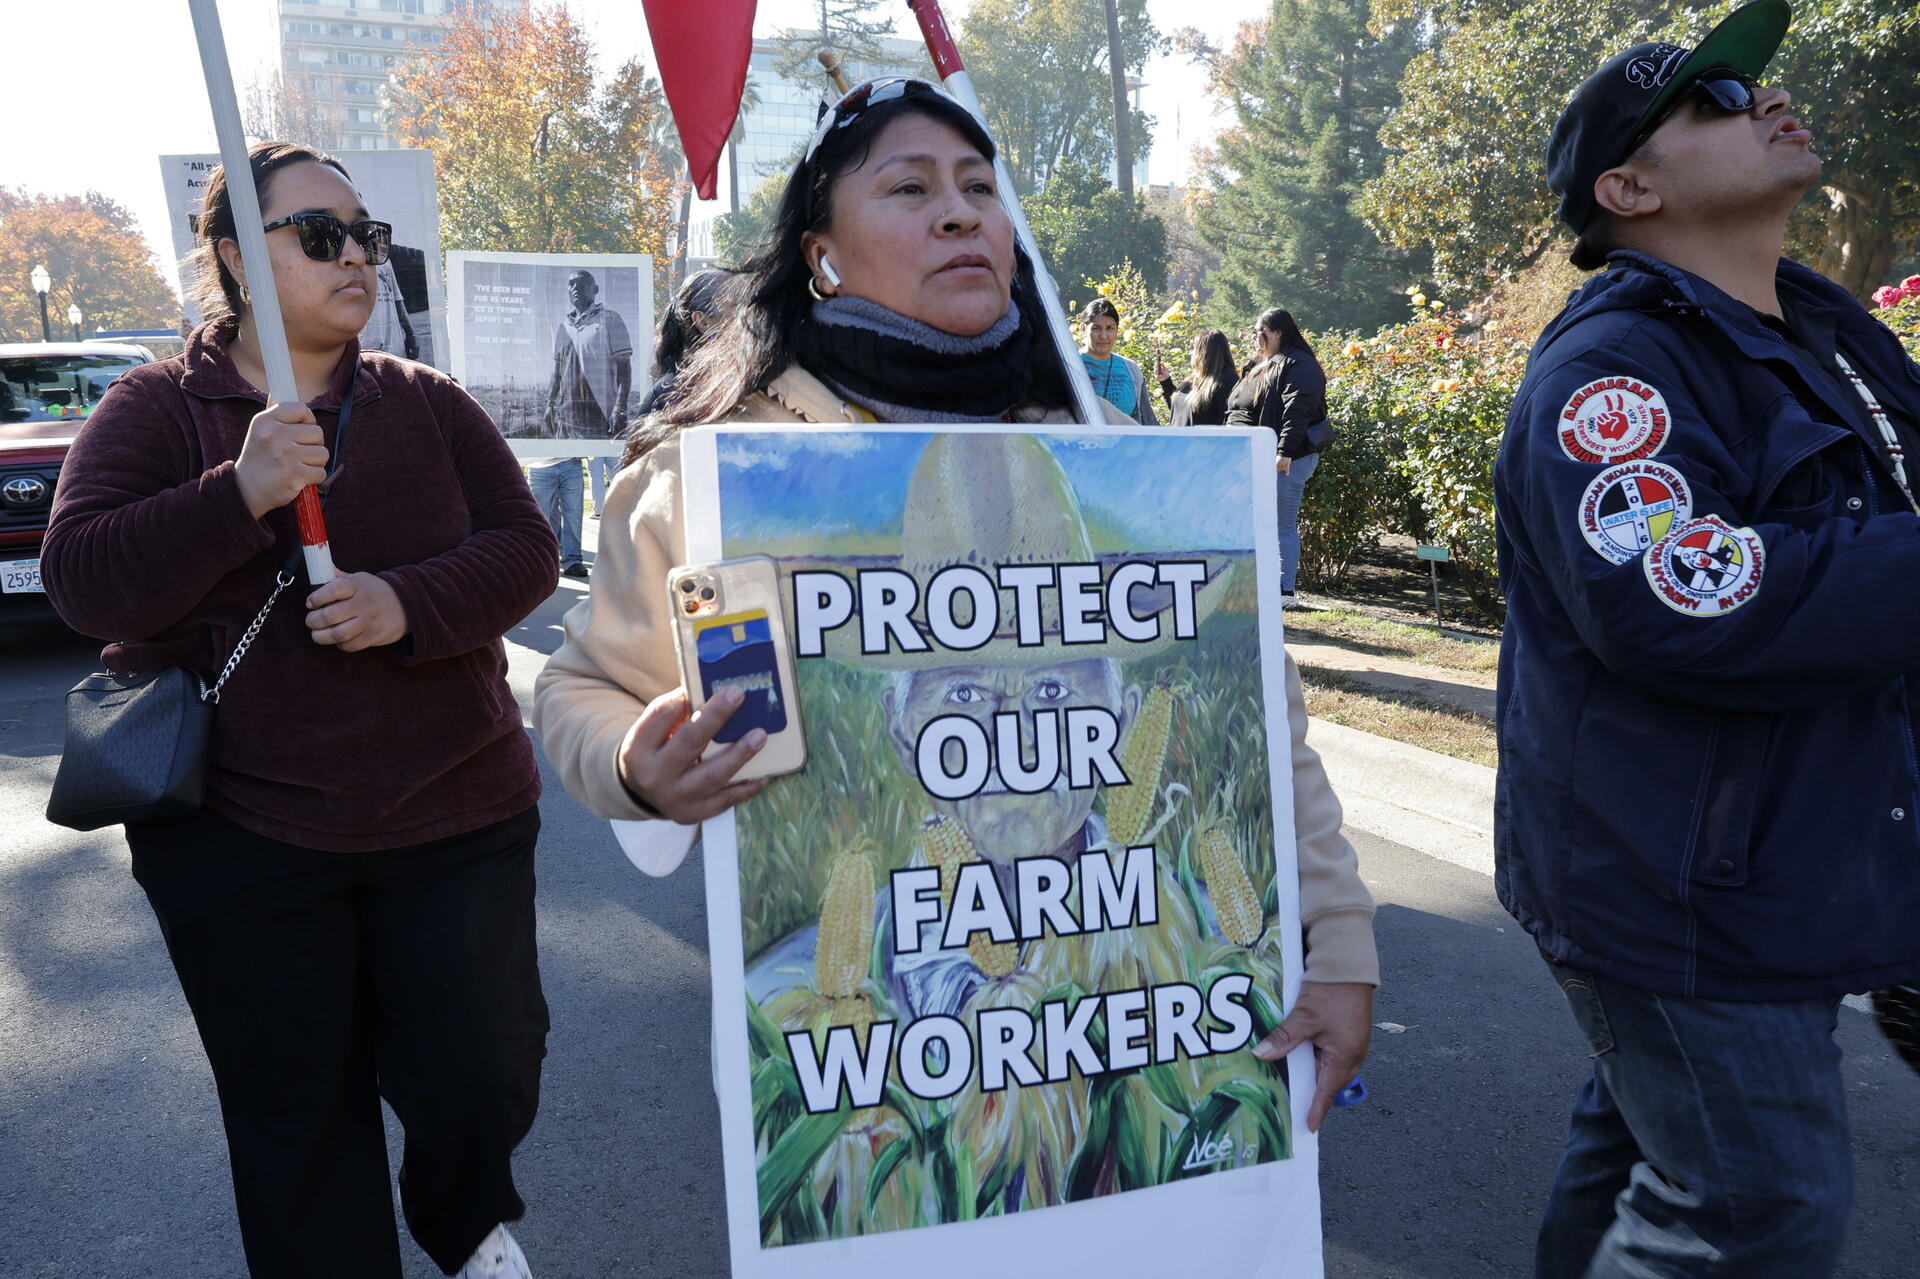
[
  {"x1": 1198, "y1": 0, "x2": 1419, "y2": 334},
  {"x1": 771, "y1": 0, "x2": 899, "y2": 85}
]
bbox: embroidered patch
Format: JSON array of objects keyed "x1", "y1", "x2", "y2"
[
  {"x1": 1644, "y1": 515, "x2": 1765, "y2": 616},
  {"x1": 1578, "y1": 461, "x2": 1693, "y2": 564},
  {"x1": 1558, "y1": 376, "x2": 1672, "y2": 464}
]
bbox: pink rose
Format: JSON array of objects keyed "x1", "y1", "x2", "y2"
[
  {"x1": 1902, "y1": 275, "x2": 1920, "y2": 292},
  {"x1": 1873, "y1": 286, "x2": 1902, "y2": 309}
]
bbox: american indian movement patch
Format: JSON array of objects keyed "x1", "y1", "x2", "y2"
[
  {"x1": 1644, "y1": 514, "x2": 1765, "y2": 616},
  {"x1": 1578, "y1": 460, "x2": 1693, "y2": 564},
  {"x1": 1558, "y1": 376, "x2": 1672, "y2": 465}
]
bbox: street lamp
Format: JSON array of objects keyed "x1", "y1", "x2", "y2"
[
  {"x1": 29, "y1": 264, "x2": 51, "y2": 343},
  {"x1": 68, "y1": 304, "x2": 83, "y2": 342}
]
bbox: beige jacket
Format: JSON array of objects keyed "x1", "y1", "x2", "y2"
[{"x1": 533, "y1": 365, "x2": 1378, "y2": 985}]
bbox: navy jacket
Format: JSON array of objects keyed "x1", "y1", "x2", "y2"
[{"x1": 1493, "y1": 251, "x2": 1920, "y2": 1001}]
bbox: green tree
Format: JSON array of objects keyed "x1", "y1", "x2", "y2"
[
  {"x1": 961, "y1": 0, "x2": 1165, "y2": 194},
  {"x1": 0, "y1": 190, "x2": 180, "y2": 342},
  {"x1": 1027, "y1": 160, "x2": 1169, "y2": 297},
  {"x1": 1195, "y1": 0, "x2": 1420, "y2": 333},
  {"x1": 388, "y1": 3, "x2": 681, "y2": 258},
  {"x1": 714, "y1": 171, "x2": 790, "y2": 267},
  {"x1": 1363, "y1": 0, "x2": 1920, "y2": 301}
]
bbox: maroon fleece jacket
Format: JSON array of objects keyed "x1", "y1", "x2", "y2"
[{"x1": 44, "y1": 325, "x2": 559, "y2": 850}]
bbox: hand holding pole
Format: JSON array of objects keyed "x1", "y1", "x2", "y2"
[{"x1": 186, "y1": 0, "x2": 336, "y2": 585}]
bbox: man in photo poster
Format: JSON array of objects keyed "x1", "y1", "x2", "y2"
[{"x1": 543, "y1": 269, "x2": 633, "y2": 538}]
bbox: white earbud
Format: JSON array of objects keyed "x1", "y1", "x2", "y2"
[{"x1": 819, "y1": 255, "x2": 842, "y2": 288}]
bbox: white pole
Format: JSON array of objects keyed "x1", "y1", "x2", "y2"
[
  {"x1": 907, "y1": 1, "x2": 1107, "y2": 427},
  {"x1": 186, "y1": 0, "x2": 336, "y2": 584}
]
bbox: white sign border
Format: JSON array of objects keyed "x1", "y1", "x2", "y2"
[{"x1": 684, "y1": 421, "x2": 1323, "y2": 1279}]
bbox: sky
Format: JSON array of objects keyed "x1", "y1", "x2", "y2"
[{"x1": 2, "y1": 0, "x2": 1266, "y2": 300}]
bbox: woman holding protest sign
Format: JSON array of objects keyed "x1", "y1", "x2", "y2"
[
  {"x1": 43, "y1": 142, "x2": 555, "y2": 1279},
  {"x1": 534, "y1": 77, "x2": 1376, "y2": 1130},
  {"x1": 1227, "y1": 307, "x2": 1331, "y2": 606}
]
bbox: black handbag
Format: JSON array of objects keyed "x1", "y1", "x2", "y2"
[
  {"x1": 44, "y1": 371, "x2": 357, "y2": 832},
  {"x1": 45, "y1": 574, "x2": 296, "y2": 830},
  {"x1": 1303, "y1": 418, "x2": 1336, "y2": 454}
]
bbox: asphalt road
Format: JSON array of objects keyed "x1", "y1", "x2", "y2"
[{"x1": 2, "y1": 582, "x2": 1916, "y2": 1277}]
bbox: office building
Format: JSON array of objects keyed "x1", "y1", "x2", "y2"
[{"x1": 277, "y1": 0, "x2": 525, "y2": 152}]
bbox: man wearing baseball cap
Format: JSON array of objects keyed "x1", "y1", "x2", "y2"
[{"x1": 1494, "y1": 1, "x2": 1920, "y2": 1274}]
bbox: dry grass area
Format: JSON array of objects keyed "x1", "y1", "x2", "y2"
[
  {"x1": 1288, "y1": 605, "x2": 1500, "y2": 676},
  {"x1": 1298, "y1": 664, "x2": 1497, "y2": 768}
]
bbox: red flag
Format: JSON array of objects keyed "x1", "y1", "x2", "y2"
[{"x1": 644, "y1": 0, "x2": 757, "y2": 201}]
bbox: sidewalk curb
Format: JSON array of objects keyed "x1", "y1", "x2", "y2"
[{"x1": 1307, "y1": 716, "x2": 1496, "y2": 879}]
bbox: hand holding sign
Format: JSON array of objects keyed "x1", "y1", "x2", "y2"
[{"x1": 1253, "y1": 979, "x2": 1374, "y2": 1131}]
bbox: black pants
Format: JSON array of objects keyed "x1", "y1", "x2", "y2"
[{"x1": 128, "y1": 806, "x2": 548, "y2": 1277}]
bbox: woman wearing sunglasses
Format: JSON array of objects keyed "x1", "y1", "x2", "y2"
[
  {"x1": 534, "y1": 77, "x2": 1377, "y2": 1132},
  {"x1": 43, "y1": 141, "x2": 556, "y2": 1279}
]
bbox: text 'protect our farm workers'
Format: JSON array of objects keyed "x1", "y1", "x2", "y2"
[{"x1": 783, "y1": 562, "x2": 1263, "y2": 1115}]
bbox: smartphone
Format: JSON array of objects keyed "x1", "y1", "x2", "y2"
[{"x1": 666, "y1": 555, "x2": 808, "y2": 782}]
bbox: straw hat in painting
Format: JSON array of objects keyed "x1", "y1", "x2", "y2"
[{"x1": 829, "y1": 431, "x2": 1230, "y2": 668}]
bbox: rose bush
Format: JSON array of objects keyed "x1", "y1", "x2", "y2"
[
  {"x1": 1872, "y1": 275, "x2": 1920, "y2": 363},
  {"x1": 1302, "y1": 297, "x2": 1527, "y2": 622}
]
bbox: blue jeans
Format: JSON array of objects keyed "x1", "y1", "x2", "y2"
[
  {"x1": 1276, "y1": 452, "x2": 1318, "y2": 593},
  {"x1": 526, "y1": 460, "x2": 583, "y2": 568},
  {"x1": 1537, "y1": 958, "x2": 1851, "y2": 1278},
  {"x1": 587, "y1": 455, "x2": 615, "y2": 515}
]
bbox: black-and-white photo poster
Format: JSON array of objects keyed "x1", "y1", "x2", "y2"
[
  {"x1": 159, "y1": 148, "x2": 447, "y2": 369},
  {"x1": 447, "y1": 251, "x2": 654, "y2": 457}
]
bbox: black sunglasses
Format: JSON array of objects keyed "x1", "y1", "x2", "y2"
[
  {"x1": 1625, "y1": 67, "x2": 1761, "y2": 159},
  {"x1": 261, "y1": 213, "x2": 393, "y2": 265}
]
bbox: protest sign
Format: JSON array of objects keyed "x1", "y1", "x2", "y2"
[
  {"x1": 158, "y1": 148, "x2": 447, "y2": 369},
  {"x1": 681, "y1": 424, "x2": 1321, "y2": 1277},
  {"x1": 446, "y1": 251, "x2": 653, "y2": 458}
]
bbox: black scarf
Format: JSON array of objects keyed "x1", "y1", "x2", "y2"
[{"x1": 793, "y1": 295, "x2": 1041, "y2": 422}]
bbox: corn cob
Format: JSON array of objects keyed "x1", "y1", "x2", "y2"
[
  {"x1": 816, "y1": 846, "x2": 875, "y2": 999},
  {"x1": 1107, "y1": 682, "x2": 1177, "y2": 846},
  {"x1": 1198, "y1": 824, "x2": 1264, "y2": 948},
  {"x1": 914, "y1": 815, "x2": 1018, "y2": 978}
]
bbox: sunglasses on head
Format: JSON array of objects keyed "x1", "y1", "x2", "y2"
[
  {"x1": 804, "y1": 77, "x2": 946, "y2": 162},
  {"x1": 1625, "y1": 67, "x2": 1762, "y2": 158},
  {"x1": 261, "y1": 212, "x2": 393, "y2": 265}
]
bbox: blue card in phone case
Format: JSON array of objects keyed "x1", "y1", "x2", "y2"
[{"x1": 693, "y1": 609, "x2": 787, "y2": 741}]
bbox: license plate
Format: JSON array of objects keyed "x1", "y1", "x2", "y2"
[{"x1": 1, "y1": 559, "x2": 43, "y2": 594}]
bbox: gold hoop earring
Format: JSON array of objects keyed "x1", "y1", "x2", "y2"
[
  {"x1": 808, "y1": 276, "x2": 834, "y2": 302},
  {"x1": 239, "y1": 282, "x2": 251, "y2": 306}
]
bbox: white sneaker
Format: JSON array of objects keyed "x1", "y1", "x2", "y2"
[
  {"x1": 458, "y1": 1224, "x2": 531, "y2": 1279},
  {"x1": 1281, "y1": 591, "x2": 1299, "y2": 609}
]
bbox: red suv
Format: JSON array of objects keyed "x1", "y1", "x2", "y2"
[{"x1": 0, "y1": 342, "x2": 154, "y2": 623}]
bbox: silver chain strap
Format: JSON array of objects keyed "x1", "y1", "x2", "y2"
[{"x1": 200, "y1": 570, "x2": 298, "y2": 705}]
